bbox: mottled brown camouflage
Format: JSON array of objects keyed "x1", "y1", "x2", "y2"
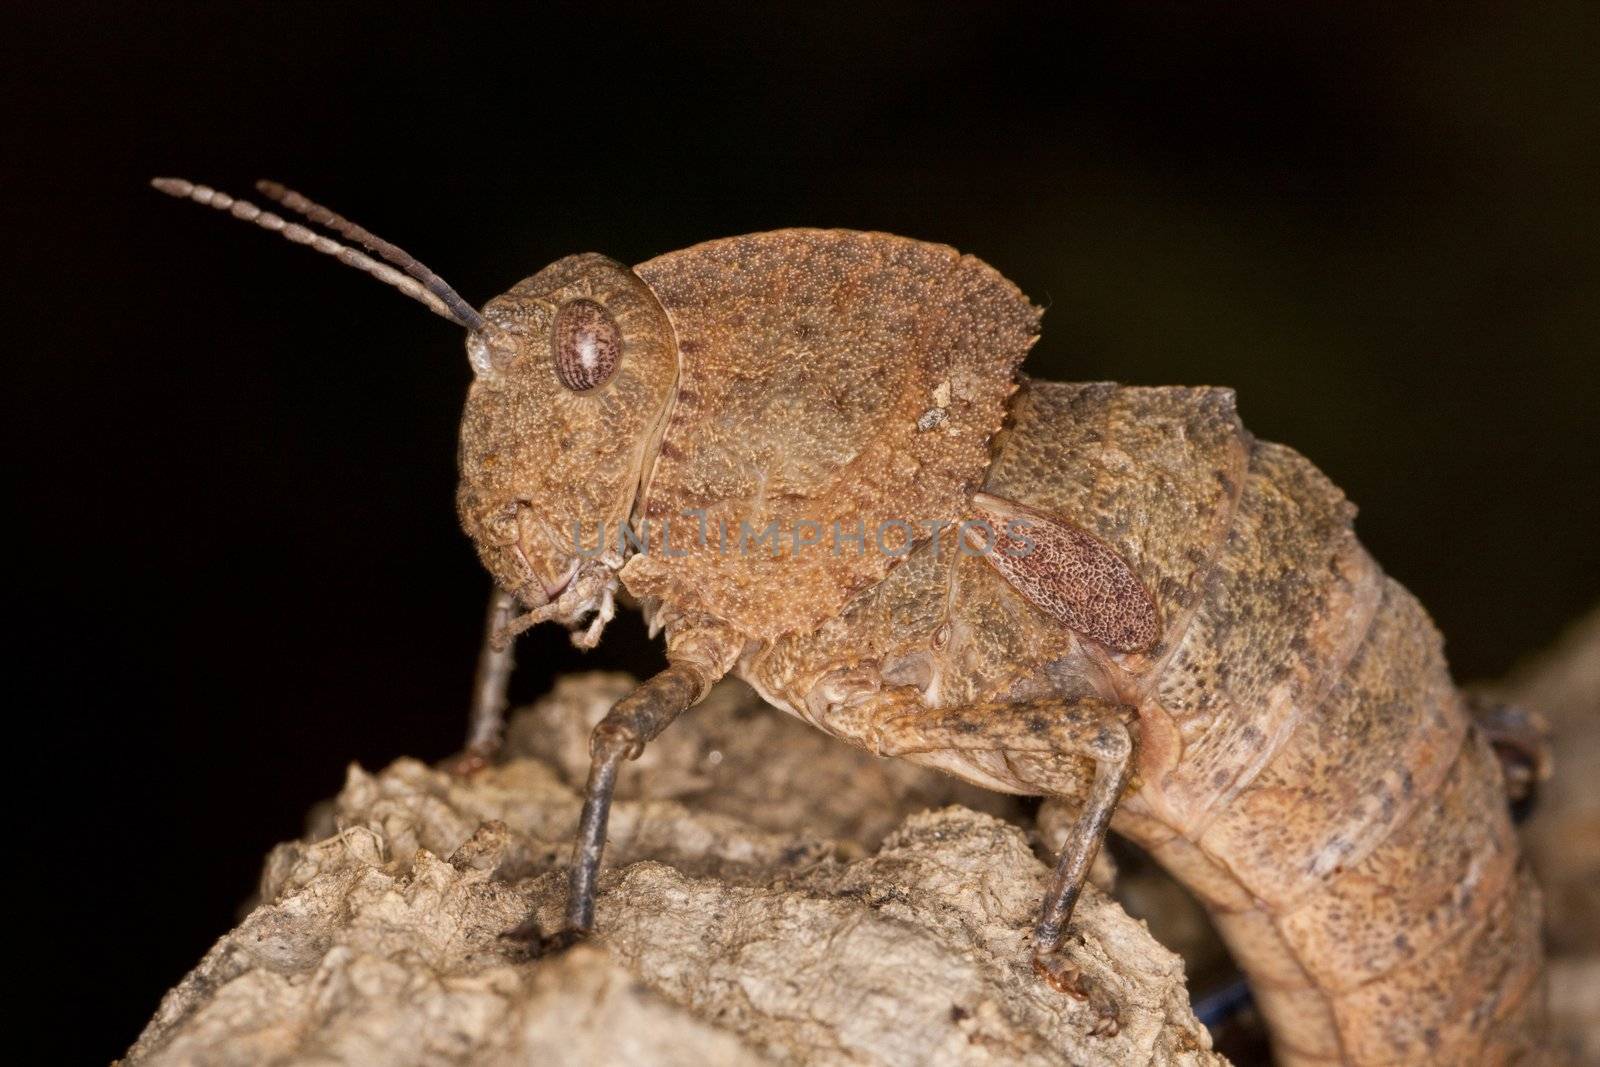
[
  {"x1": 155, "y1": 185, "x2": 1549, "y2": 1064},
  {"x1": 750, "y1": 381, "x2": 1545, "y2": 1064},
  {"x1": 449, "y1": 230, "x2": 1545, "y2": 1065},
  {"x1": 626, "y1": 230, "x2": 1039, "y2": 639}
]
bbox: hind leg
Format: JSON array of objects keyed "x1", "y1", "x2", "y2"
[{"x1": 1465, "y1": 691, "x2": 1551, "y2": 810}]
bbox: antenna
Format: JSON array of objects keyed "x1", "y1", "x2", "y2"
[
  {"x1": 254, "y1": 180, "x2": 485, "y2": 331},
  {"x1": 149, "y1": 178, "x2": 483, "y2": 330}
]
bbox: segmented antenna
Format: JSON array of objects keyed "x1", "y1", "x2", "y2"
[
  {"x1": 149, "y1": 178, "x2": 482, "y2": 330},
  {"x1": 254, "y1": 180, "x2": 485, "y2": 331}
]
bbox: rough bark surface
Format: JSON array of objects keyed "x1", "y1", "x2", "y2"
[{"x1": 123, "y1": 673, "x2": 1222, "y2": 1067}]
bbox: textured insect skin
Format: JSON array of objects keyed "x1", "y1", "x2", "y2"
[
  {"x1": 452, "y1": 231, "x2": 1547, "y2": 1064},
  {"x1": 147, "y1": 192, "x2": 1548, "y2": 1064},
  {"x1": 748, "y1": 381, "x2": 1547, "y2": 1064}
]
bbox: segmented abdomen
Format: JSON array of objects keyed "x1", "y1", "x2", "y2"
[
  {"x1": 1131, "y1": 437, "x2": 1544, "y2": 1064},
  {"x1": 989, "y1": 382, "x2": 1546, "y2": 1064}
]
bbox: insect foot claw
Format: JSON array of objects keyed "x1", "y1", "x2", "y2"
[
  {"x1": 1032, "y1": 949, "x2": 1121, "y2": 1037},
  {"x1": 1032, "y1": 950, "x2": 1089, "y2": 998},
  {"x1": 442, "y1": 743, "x2": 497, "y2": 778},
  {"x1": 499, "y1": 918, "x2": 587, "y2": 959},
  {"x1": 1089, "y1": 1005, "x2": 1121, "y2": 1039}
]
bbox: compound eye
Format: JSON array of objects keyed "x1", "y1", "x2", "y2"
[{"x1": 552, "y1": 299, "x2": 622, "y2": 391}]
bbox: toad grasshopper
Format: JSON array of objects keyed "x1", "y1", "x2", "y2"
[{"x1": 153, "y1": 178, "x2": 1548, "y2": 1065}]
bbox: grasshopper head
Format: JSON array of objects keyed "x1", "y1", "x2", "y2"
[{"x1": 456, "y1": 254, "x2": 678, "y2": 646}]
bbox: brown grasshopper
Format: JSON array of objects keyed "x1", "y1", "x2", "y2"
[{"x1": 153, "y1": 178, "x2": 1548, "y2": 1065}]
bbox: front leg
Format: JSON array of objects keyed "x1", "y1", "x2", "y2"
[
  {"x1": 443, "y1": 587, "x2": 520, "y2": 776},
  {"x1": 872, "y1": 693, "x2": 1137, "y2": 1033},
  {"x1": 465, "y1": 587, "x2": 521, "y2": 766}
]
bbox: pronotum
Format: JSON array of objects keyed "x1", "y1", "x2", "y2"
[{"x1": 153, "y1": 177, "x2": 1550, "y2": 1065}]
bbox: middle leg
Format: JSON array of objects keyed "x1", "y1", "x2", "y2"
[
  {"x1": 515, "y1": 619, "x2": 743, "y2": 951},
  {"x1": 870, "y1": 693, "x2": 1137, "y2": 1033}
]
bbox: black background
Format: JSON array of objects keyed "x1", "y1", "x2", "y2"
[{"x1": 6, "y1": 3, "x2": 1596, "y2": 1061}]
